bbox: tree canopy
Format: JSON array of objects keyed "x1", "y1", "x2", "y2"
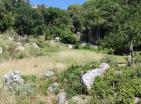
[{"x1": 0, "y1": 0, "x2": 141, "y2": 54}]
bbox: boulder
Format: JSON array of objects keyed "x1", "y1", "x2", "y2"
[
  {"x1": 25, "y1": 43, "x2": 30, "y2": 48},
  {"x1": 81, "y1": 43, "x2": 86, "y2": 47},
  {"x1": 55, "y1": 37, "x2": 60, "y2": 41},
  {"x1": 81, "y1": 63, "x2": 109, "y2": 90},
  {"x1": 57, "y1": 92, "x2": 67, "y2": 104},
  {"x1": 45, "y1": 69, "x2": 55, "y2": 78},
  {"x1": 4, "y1": 71, "x2": 24, "y2": 89},
  {"x1": 32, "y1": 42, "x2": 40, "y2": 49},
  {"x1": 15, "y1": 46, "x2": 25, "y2": 52},
  {"x1": 17, "y1": 42, "x2": 22, "y2": 46},
  {"x1": 68, "y1": 44, "x2": 73, "y2": 49},
  {"x1": 134, "y1": 97, "x2": 140, "y2": 104},
  {"x1": 8, "y1": 37, "x2": 14, "y2": 41},
  {"x1": 0, "y1": 47, "x2": 3, "y2": 54},
  {"x1": 68, "y1": 95, "x2": 92, "y2": 104},
  {"x1": 48, "y1": 83, "x2": 59, "y2": 94}
]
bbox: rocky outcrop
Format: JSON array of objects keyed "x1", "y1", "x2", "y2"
[
  {"x1": 57, "y1": 92, "x2": 67, "y2": 104},
  {"x1": 15, "y1": 46, "x2": 25, "y2": 52},
  {"x1": 81, "y1": 63, "x2": 110, "y2": 90},
  {"x1": 45, "y1": 69, "x2": 55, "y2": 78},
  {"x1": 48, "y1": 83, "x2": 59, "y2": 94},
  {"x1": 0, "y1": 47, "x2": 3, "y2": 54},
  {"x1": 4, "y1": 71, "x2": 24, "y2": 89},
  {"x1": 68, "y1": 44, "x2": 73, "y2": 49}
]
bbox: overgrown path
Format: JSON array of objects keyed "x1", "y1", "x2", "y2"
[{"x1": 0, "y1": 49, "x2": 124, "y2": 75}]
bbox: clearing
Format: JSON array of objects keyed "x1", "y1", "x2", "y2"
[{"x1": 0, "y1": 49, "x2": 124, "y2": 75}]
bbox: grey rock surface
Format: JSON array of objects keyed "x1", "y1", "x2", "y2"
[
  {"x1": 57, "y1": 92, "x2": 67, "y2": 104},
  {"x1": 81, "y1": 63, "x2": 110, "y2": 90}
]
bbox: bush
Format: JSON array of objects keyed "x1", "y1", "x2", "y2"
[
  {"x1": 135, "y1": 52, "x2": 141, "y2": 64},
  {"x1": 59, "y1": 63, "x2": 98, "y2": 97},
  {"x1": 60, "y1": 28, "x2": 77, "y2": 44},
  {"x1": 91, "y1": 66, "x2": 141, "y2": 104}
]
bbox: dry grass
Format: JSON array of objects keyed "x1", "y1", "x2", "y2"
[{"x1": 0, "y1": 49, "x2": 124, "y2": 76}]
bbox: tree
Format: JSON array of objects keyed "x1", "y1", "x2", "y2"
[
  {"x1": 13, "y1": 2, "x2": 44, "y2": 36},
  {"x1": 102, "y1": 0, "x2": 141, "y2": 55},
  {"x1": 0, "y1": 0, "x2": 13, "y2": 32},
  {"x1": 40, "y1": 7, "x2": 72, "y2": 39}
]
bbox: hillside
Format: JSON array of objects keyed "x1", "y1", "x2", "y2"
[{"x1": 0, "y1": 0, "x2": 141, "y2": 104}]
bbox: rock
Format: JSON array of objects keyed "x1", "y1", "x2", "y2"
[
  {"x1": 68, "y1": 44, "x2": 73, "y2": 49},
  {"x1": 57, "y1": 92, "x2": 67, "y2": 104},
  {"x1": 68, "y1": 95, "x2": 92, "y2": 104},
  {"x1": 135, "y1": 97, "x2": 140, "y2": 104},
  {"x1": 81, "y1": 43, "x2": 86, "y2": 47},
  {"x1": 8, "y1": 37, "x2": 14, "y2": 41},
  {"x1": 114, "y1": 71, "x2": 122, "y2": 76},
  {"x1": 45, "y1": 69, "x2": 55, "y2": 78},
  {"x1": 17, "y1": 42, "x2": 22, "y2": 46},
  {"x1": 25, "y1": 43, "x2": 30, "y2": 48},
  {"x1": 48, "y1": 83, "x2": 59, "y2": 94},
  {"x1": 99, "y1": 63, "x2": 110, "y2": 70},
  {"x1": 4, "y1": 71, "x2": 24, "y2": 89},
  {"x1": 0, "y1": 47, "x2": 3, "y2": 54},
  {"x1": 81, "y1": 63, "x2": 109, "y2": 90},
  {"x1": 32, "y1": 42, "x2": 40, "y2": 49},
  {"x1": 76, "y1": 32, "x2": 82, "y2": 36},
  {"x1": 15, "y1": 46, "x2": 25, "y2": 52},
  {"x1": 55, "y1": 37, "x2": 60, "y2": 41}
]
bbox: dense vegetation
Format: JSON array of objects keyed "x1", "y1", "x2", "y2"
[
  {"x1": 0, "y1": 0, "x2": 141, "y2": 54},
  {"x1": 59, "y1": 62, "x2": 141, "y2": 104}
]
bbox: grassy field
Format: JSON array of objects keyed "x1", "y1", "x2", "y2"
[{"x1": 0, "y1": 49, "x2": 124, "y2": 76}]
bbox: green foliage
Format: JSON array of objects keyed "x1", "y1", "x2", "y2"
[
  {"x1": 100, "y1": 55, "x2": 118, "y2": 66},
  {"x1": 91, "y1": 66, "x2": 141, "y2": 104},
  {"x1": 0, "y1": 0, "x2": 141, "y2": 52},
  {"x1": 59, "y1": 63, "x2": 98, "y2": 97},
  {"x1": 13, "y1": 2, "x2": 44, "y2": 36},
  {"x1": 59, "y1": 62, "x2": 141, "y2": 103},
  {"x1": 60, "y1": 28, "x2": 77, "y2": 44},
  {"x1": 135, "y1": 52, "x2": 141, "y2": 63},
  {"x1": 0, "y1": 1, "x2": 13, "y2": 32}
]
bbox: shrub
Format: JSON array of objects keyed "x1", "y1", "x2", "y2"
[
  {"x1": 91, "y1": 66, "x2": 141, "y2": 104},
  {"x1": 60, "y1": 28, "x2": 77, "y2": 44},
  {"x1": 135, "y1": 52, "x2": 141, "y2": 64},
  {"x1": 59, "y1": 63, "x2": 98, "y2": 97},
  {"x1": 73, "y1": 42, "x2": 80, "y2": 49}
]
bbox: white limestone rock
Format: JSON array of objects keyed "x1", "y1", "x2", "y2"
[
  {"x1": 57, "y1": 92, "x2": 67, "y2": 104},
  {"x1": 25, "y1": 43, "x2": 30, "y2": 48},
  {"x1": 48, "y1": 83, "x2": 59, "y2": 94},
  {"x1": 68, "y1": 44, "x2": 73, "y2": 49},
  {"x1": 81, "y1": 63, "x2": 109, "y2": 90},
  {"x1": 55, "y1": 37, "x2": 60, "y2": 41},
  {"x1": 45, "y1": 69, "x2": 55, "y2": 78},
  {"x1": 4, "y1": 71, "x2": 24, "y2": 89},
  {"x1": 81, "y1": 43, "x2": 86, "y2": 47},
  {"x1": 15, "y1": 46, "x2": 25, "y2": 52},
  {"x1": 0, "y1": 47, "x2": 3, "y2": 54},
  {"x1": 134, "y1": 97, "x2": 140, "y2": 104},
  {"x1": 32, "y1": 42, "x2": 40, "y2": 49},
  {"x1": 8, "y1": 37, "x2": 14, "y2": 41}
]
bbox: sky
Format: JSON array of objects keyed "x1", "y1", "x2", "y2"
[{"x1": 30, "y1": 0, "x2": 86, "y2": 9}]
